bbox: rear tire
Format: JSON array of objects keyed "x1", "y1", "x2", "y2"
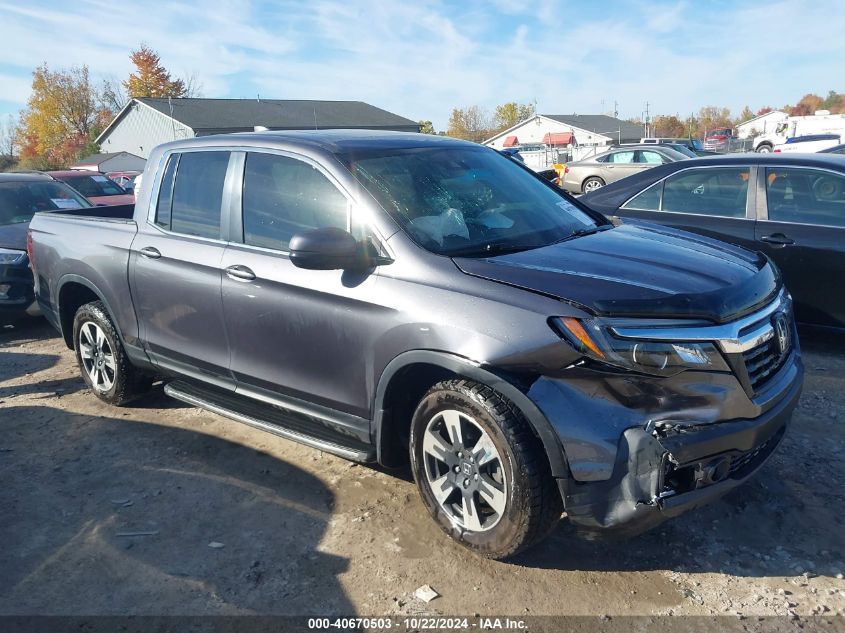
[
  {"x1": 582, "y1": 176, "x2": 605, "y2": 193},
  {"x1": 409, "y1": 379, "x2": 562, "y2": 560},
  {"x1": 73, "y1": 301, "x2": 151, "y2": 406}
]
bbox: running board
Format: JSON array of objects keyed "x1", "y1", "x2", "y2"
[{"x1": 164, "y1": 381, "x2": 375, "y2": 462}]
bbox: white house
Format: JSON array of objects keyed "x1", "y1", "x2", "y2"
[
  {"x1": 71, "y1": 151, "x2": 146, "y2": 173},
  {"x1": 483, "y1": 114, "x2": 646, "y2": 169},
  {"x1": 735, "y1": 110, "x2": 788, "y2": 139}
]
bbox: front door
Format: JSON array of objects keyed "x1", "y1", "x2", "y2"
[
  {"x1": 220, "y1": 150, "x2": 387, "y2": 432},
  {"x1": 130, "y1": 150, "x2": 236, "y2": 389}
]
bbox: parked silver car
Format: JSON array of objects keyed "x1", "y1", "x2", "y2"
[{"x1": 561, "y1": 145, "x2": 689, "y2": 194}]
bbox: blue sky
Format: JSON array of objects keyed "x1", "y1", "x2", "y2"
[{"x1": 1, "y1": 0, "x2": 843, "y2": 130}]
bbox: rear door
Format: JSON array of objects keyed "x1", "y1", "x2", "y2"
[
  {"x1": 600, "y1": 150, "x2": 640, "y2": 183},
  {"x1": 618, "y1": 165, "x2": 757, "y2": 249},
  {"x1": 755, "y1": 165, "x2": 845, "y2": 327},
  {"x1": 130, "y1": 149, "x2": 237, "y2": 389}
]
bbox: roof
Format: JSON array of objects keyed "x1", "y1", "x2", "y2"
[
  {"x1": 736, "y1": 110, "x2": 787, "y2": 127},
  {"x1": 503, "y1": 135, "x2": 519, "y2": 147},
  {"x1": 103, "y1": 98, "x2": 419, "y2": 138},
  {"x1": 47, "y1": 170, "x2": 103, "y2": 177},
  {"x1": 483, "y1": 114, "x2": 646, "y2": 145},
  {"x1": 74, "y1": 152, "x2": 139, "y2": 166},
  {"x1": 157, "y1": 128, "x2": 476, "y2": 152},
  {"x1": 0, "y1": 172, "x2": 53, "y2": 182},
  {"x1": 543, "y1": 114, "x2": 646, "y2": 140}
]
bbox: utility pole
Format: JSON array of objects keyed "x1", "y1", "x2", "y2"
[
  {"x1": 614, "y1": 100, "x2": 619, "y2": 118},
  {"x1": 644, "y1": 101, "x2": 651, "y2": 138}
]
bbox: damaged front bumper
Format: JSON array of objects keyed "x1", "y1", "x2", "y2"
[{"x1": 557, "y1": 359, "x2": 802, "y2": 536}]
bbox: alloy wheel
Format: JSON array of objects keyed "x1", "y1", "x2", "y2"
[
  {"x1": 584, "y1": 180, "x2": 602, "y2": 192},
  {"x1": 78, "y1": 321, "x2": 116, "y2": 392},
  {"x1": 422, "y1": 409, "x2": 508, "y2": 532}
]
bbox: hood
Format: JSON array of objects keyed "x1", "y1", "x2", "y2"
[
  {"x1": 453, "y1": 223, "x2": 779, "y2": 323},
  {"x1": 0, "y1": 222, "x2": 28, "y2": 251}
]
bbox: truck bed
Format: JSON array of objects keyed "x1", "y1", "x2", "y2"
[{"x1": 28, "y1": 204, "x2": 141, "y2": 346}]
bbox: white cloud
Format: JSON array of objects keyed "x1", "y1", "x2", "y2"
[{"x1": 0, "y1": 0, "x2": 844, "y2": 129}]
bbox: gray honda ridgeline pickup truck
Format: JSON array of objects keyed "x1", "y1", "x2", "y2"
[{"x1": 28, "y1": 130, "x2": 803, "y2": 559}]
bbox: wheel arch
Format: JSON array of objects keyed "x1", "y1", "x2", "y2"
[
  {"x1": 373, "y1": 350, "x2": 570, "y2": 482},
  {"x1": 56, "y1": 275, "x2": 121, "y2": 350}
]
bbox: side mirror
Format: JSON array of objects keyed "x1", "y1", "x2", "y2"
[{"x1": 289, "y1": 227, "x2": 361, "y2": 270}]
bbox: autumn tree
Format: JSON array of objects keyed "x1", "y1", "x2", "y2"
[
  {"x1": 756, "y1": 106, "x2": 773, "y2": 116},
  {"x1": 124, "y1": 44, "x2": 187, "y2": 99},
  {"x1": 491, "y1": 102, "x2": 535, "y2": 133},
  {"x1": 652, "y1": 115, "x2": 686, "y2": 138},
  {"x1": 418, "y1": 120, "x2": 436, "y2": 134},
  {"x1": 789, "y1": 93, "x2": 823, "y2": 116},
  {"x1": 447, "y1": 106, "x2": 491, "y2": 142},
  {"x1": 16, "y1": 64, "x2": 113, "y2": 169}
]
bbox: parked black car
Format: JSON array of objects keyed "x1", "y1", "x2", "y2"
[
  {"x1": 29, "y1": 132, "x2": 802, "y2": 558},
  {"x1": 581, "y1": 154, "x2": 845, "y2": 328},
  {"x1": 0, "y1": 173, "x2": 91, "y2": 322}
]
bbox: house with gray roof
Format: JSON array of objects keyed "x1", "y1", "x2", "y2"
[
  {"x1": 96, "y1": 98, "x2": 420, "y2": 159},
  {"x1": 483, "y1": 113, "x2": 646, "y2": 149}
]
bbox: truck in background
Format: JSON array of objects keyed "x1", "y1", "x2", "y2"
[{"x1": 754, "y1": 111, "x2": 845, "y2": 153}]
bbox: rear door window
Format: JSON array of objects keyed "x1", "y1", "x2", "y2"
[
  {"x1": 166, "y1": 151, "x2": 230, "y2": 239},
  {"x1": 637, "y1": 150, "x2": 665, "y2": 164},
  {"x1": 766, "y1": 167, "x2": 845, "y2": 227},
  {"x1": 241, "y1": 152, "x2": 349, "y2": 251}
]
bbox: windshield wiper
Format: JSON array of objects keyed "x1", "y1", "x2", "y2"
[
  {"x1": 445, "y1": 240, "x2": 540, "y2": 258},
  {"x1": 553, "y1": 224, "x2": 612, "y2": 245}
]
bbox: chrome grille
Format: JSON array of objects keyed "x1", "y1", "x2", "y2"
[{"x1": 741, "y1": 315, "x2": 791, "y2": 392}]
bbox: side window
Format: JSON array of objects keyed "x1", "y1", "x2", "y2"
[
  {"x1": 169, "y1": 151, "x2": 230, "y2": 239},
  {"x1": 622, "y1": 181, "x2": 663, "y2": 210},
  {"x1": 155, "y1": 153, "x2": 179, "y2": 230},
  {"x1": 662, "y1": 167, "x2": 749, "y2": 218},
  {"x1": 766, "y1": 167, "x2": 845, "y2": 227},
  {"x1": 637, "y1": 150, "x2": 664, "y2": 164},
  {"x1": 242, "y1": 152, "x2": 349, "y2": 250},
  {"x1": 608, "y1": 151, "x2": 635, "y2": 164}
]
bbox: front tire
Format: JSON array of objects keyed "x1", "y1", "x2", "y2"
[
  {"x1": 582, "y1": 176, "x2": 605, "y2": 193},
  {"x1": 756, "y1": 143, "x2": 773, "y2": 153},
  {"x1": 73, "y1": 301, "x2": 151, "y2": 406},
  {"x1": 409, "y1": 379, "x2": 562, "y2": 559}
]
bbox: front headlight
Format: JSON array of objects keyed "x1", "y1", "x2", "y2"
[
  {"x1": 551, "y1": 316, "x2": 729, "y2": 376},
  {"x1": 0, "y1": 248, "x2": 27, "y2": 265}
]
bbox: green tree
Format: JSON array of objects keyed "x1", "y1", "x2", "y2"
[
  {"x1": 736, "y1": 106, "x2": 755, "y2": 124},
  {"x1": 418, "y1": 120, "x2": 436, "y2": 134},
  {"x1": 821, "y1": 90, "x2": 844, "y2": 114},
  {"x1": 124, "y1": 44, "x2": 187, "y2": 99},
  {"x1": 491, "y1": 102, "x2": 535, "y2": 133}
]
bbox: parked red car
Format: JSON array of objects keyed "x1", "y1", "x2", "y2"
[{"x1": 47, "y1": 170, "x2": 135, "y2": 206}]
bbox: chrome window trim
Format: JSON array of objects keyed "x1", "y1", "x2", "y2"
[
  {"x1": 609, "y1": 289, "x2": 789, "y2": 354},
  {"x1": 619, "y1": 164, "x2": 755, "y2": 220}
]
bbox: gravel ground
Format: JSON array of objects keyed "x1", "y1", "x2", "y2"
[{"x1": 1, "y1": 318, "x2": 844, "y2": 621}]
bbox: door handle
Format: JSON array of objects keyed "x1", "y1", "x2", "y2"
[
  {"x1": 760, "y1": 234, "x2": 795, "y2": 246},
  {"x1": 138, "y1": 246, "x2": 161, "y2": 259},
  {"x1": 225, "y1": 265, "x2": 256, "y2": 281}
]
